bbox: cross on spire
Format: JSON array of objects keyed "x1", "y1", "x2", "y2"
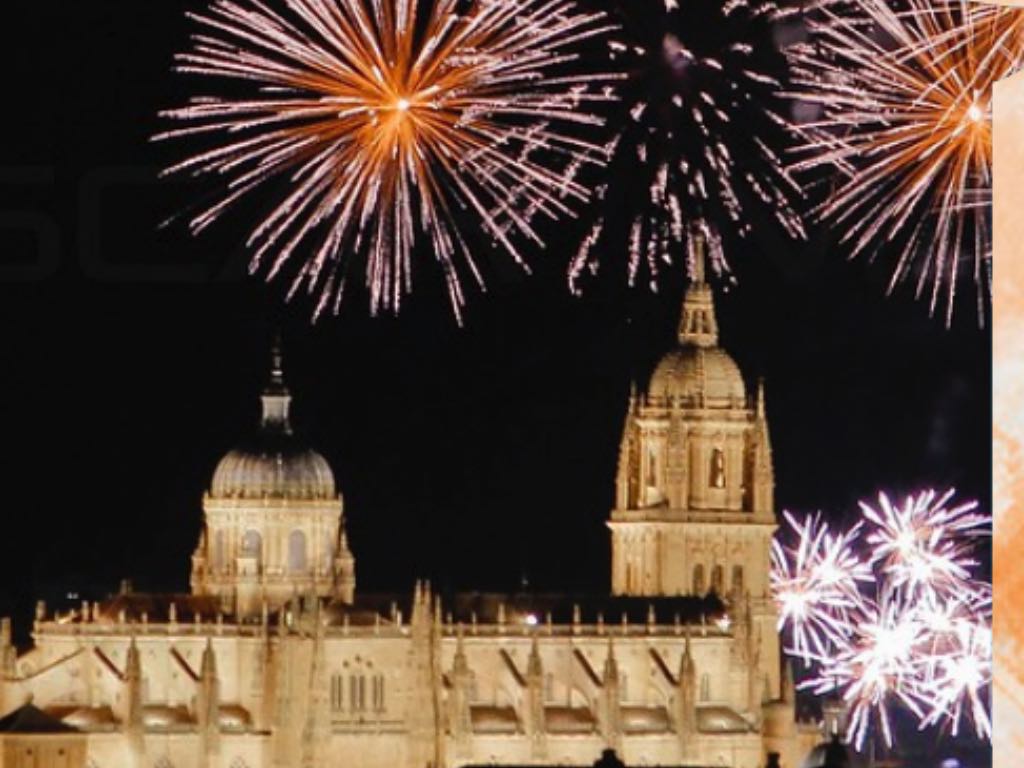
[{"x1": 261, "y1": 330, "x2": 293, "y2": 433}]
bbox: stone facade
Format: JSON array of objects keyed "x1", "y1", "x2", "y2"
[
  {"x1": 609, "y1": 263, "x2": 779, "y2": 702},
  {"x1": 0, "y1": 282, "x2": 822, "y2": 768}
]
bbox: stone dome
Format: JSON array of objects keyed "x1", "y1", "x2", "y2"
[
  {"x1": 211, "y1": 441, "x2": 336, "y2": 501},
  {"x1": 209, "y1": 338, "x2": 337, "y2": 502},
  {"x1": 645, "y1": 259, "x2": 747, "y2": 407},
  {"x1": 648, "y1": 346, "x2": 746, "y2": 406}
]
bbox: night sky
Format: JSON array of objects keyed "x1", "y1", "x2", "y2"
[{"x1": 2, "y1": 0, "x2": 990, "y2": 658}]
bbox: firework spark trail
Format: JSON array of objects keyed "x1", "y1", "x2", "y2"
[
  {"x1": 860, "y1": 489, "x2": 987, "y2": 601},
  {"x1": 772, "y1": 489, "x2": 991, "y2": 750},
  {"x1": 158, "y1": 0, "x2": 619, "y2": 321},
  {"x1": 804, "y1": 589, "x2": 932, "y2": 750},
  {"x1": 771, "y1": 511, "x2": 871, "y2": 661},
  {"x1": 919, "y1": 618, "x2": 992, "y2": 740},
  {"x1": 788, "y1": 0, "x2": 1024, "y2": 326},
  {"x1": 568, "y1": 0, "x2": 805, "y2": 295}
]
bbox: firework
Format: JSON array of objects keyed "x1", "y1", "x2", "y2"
[
  {"x1": 157, "y1": 0, "x2": 617, "y2": 321},
  {"x1": 860, "y1": 489, "x2": 987, "y2": 601},
  {"x1": 789, "y1": 0, "x2": 1024, "y2": 325},
  {"x1": 772, "y1": 489, "x2": 991, "y2": 750},
  {"x1": 805, "y1": 589, "x2": 931, "y2": 750},
  {"x1": 771, "y1": 511, "x2": 871, "y2": 660},
  {"x1": 568, "y1": 0, "x2": 805, "y2": 295},
  {"x1": 920, "y1": 614, "x2": 993, "y2": 740}
]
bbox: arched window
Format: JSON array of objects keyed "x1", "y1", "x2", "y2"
[
  {"x1": 241, "y1": 530, "x2": 262, "y2": 567},
  {"x1": 731, "y1": 565, "x2": 744, "y2": 594},
  {"x1": 213, "y1": 530, "x2": 226, "y2": 571},
  {"x1": 692, "y1": 564, "x2": 706, "y2": 595},
  {"x1": 372, "y1": 674, "x2": 386, "y2": 712},
  {"x1": 349, "y1": 674, "x2": 367, "y2": 712},
  {"x1": 709, "y1": 448, "x2": 726, "y2": 489},
  {"x1": 330, "y1": 674, "x2": 344, "y2": 712},
  {"x1": 288, "y1": 530, "x2": 308, "y2": 574},
  {"x1": 700, "y1": 674, "x2": 711, "y2": 702},
  {"x1": 646, "y1": 445, "x2": 658, "y2": 488},
  {"x1": 711, "y1": 565, "x2": 724, "y2": 595}
]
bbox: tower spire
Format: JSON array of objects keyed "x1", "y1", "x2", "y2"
[
  {"x1": 678, "y1": 234, "x2": 719, "y2": 347},
  {"x1": 261, "y1": 331, "x2": 293, "y2": 433}
]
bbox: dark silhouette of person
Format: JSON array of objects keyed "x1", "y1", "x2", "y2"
[
  {"x1": 593, "y1": 748, "x2": 627, "y2": 768},
  {"x1": 823, "y1": 733, "x2": 850, "y2": 768}
]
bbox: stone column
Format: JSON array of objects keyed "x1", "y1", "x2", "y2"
[
  {"x1": 196, "y1": 639, "x2": 221, "y2": 768},
  {"x1": 676, "y1": 632, "x2": 697, "y2": 762},
  {"x1": 525, "y1": 637, "x2": 547, "y2": 759},
  {"x1": 124, "y1": 638, "x2": 146, "y2": 768},
  {"x1": 450, "y1": 628, "x2": 473, "y2": 759},
  {"x1": 601, "y1": 639, "x2": 622, "y2": 753}
]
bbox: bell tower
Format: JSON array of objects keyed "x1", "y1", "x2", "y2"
[
  {"x1": 191, "y1": 336, "x2": 356, "y2": 615},
  {"x1": 609, "y1": 244, "x2": 781, "y2": 698}
]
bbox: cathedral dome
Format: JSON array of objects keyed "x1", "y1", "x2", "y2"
[
  {"x1": 646, "y1": 252, "x2": 746, "y2": 407},
  {"x1": 209, "y1": 339, "x2": 337, "y2": 502},
  {"x1": 211, "y1": 443, "x2": 336, "y2": 501},
  {"x1": 648, "y1": 346, "x2": 746, "y2": 406}
]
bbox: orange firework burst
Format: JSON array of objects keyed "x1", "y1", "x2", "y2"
[
  {"x1": 157, "y1": 0, "x2": 616, "y2": 321},
  {"x1": 789, "y1": 0, "x2": 1024, "y2": 325}
]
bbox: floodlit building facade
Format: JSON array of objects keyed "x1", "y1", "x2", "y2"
[{"x1": 0, "y1": 277, "x2": 823, "y2": 768}]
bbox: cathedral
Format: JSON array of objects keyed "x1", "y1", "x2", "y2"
[{"x1": 0, "y1": 275, "x2": 825, "y2": 768}]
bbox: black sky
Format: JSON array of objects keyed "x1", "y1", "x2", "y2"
[{"x1": 0, "y1": 0, "x2": 991, "y2": 645}]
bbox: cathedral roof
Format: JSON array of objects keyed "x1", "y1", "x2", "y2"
[
  {"x1": 645, "y1": 242, "x2": 747, "y2": 408},
  {"x1": 209, "y1": 335, "x2": 337, "y2": 502},
  {"x1": 372, "y1": 591, "x2": 728, "y2": 627},
  {"x1": 89, "y1": 593, "x2": 225, "y2": 625}
]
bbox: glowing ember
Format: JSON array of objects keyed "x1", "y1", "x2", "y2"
[
  {"x1": 157, "y1": 0, "x2": 618, "y2": 322},
  {"x1": 788, "y1": 0, "x2": 1024, "y2": 325},
  {"x1": 772, "y1": 489, "x2": 991, "y2": 750}
]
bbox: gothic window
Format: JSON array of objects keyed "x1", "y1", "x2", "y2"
[
  {"x1": 731, "y1": 565, "x2": 744, "y2": 594},
  {"x1": 349, "y1": 674, "x2": 367, "y2": 712},
  {"x1": 330, "y1": 673, "x2": 344, "y2": 712},
  {"x1": 213, "y1": 530, "x2": 226, "y2": 571},
  {"x1": 699, "y1": 674, "x2": 711, "y2": 703},
  {"x1": 372, "y1": 674, "x2": 386, "y2": 712},
  {"x1": 692, "y1": 564, "x2": 706, "y2": 595},
  {"x1": 241, "y1": 530, "x2": 262, "y2": 567},
  {"x1": 288, "y1": 530, "x2": 308, "y2": 574},
  {"x1": 711, "y1": 565, "x2": 724, "y2": 595},
  {"x1": 646, "y1": 445, "x2": 658, "y2": 488},
  {"x1": 709, "y1": 448, "x2": 726, "y2": 489}
]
